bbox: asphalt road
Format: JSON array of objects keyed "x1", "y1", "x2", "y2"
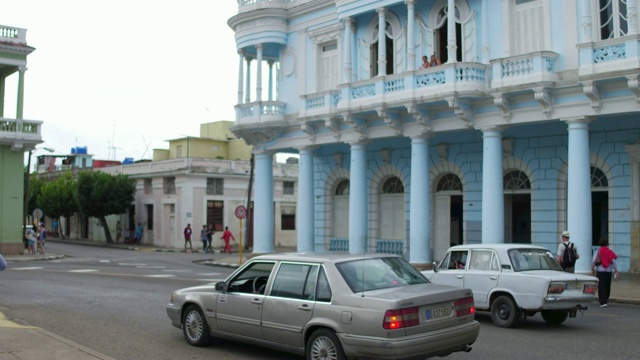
[{"x1": 2, "y1": 242, "x2": 639, "y2": 360}]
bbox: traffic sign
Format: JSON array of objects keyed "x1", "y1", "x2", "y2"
[
  {"x1": 235, "y1": 205, "x2": 247, "y2": 219},
  {"x1": 33, "y1": 208, "x2": 43, "y2": 221}
]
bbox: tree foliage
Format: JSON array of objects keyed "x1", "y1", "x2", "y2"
[
  {"x1": 27, "y1": 175, "x2": 47, "y2": 216},
  {"x1": 77, "y1": 172, "x2": 136, "y2": 243},
  {"x1": 38, "y1": 172, "x2": 78, "y2": 219}
]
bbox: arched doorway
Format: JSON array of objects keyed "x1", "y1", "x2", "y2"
[
  {"x1": 591, "y1": 166, "x2": 609, "y2": 246},
  {"x1": 379, "y1": 176, "x2": 405, "y2": 240},
  {"x1": 332, "y1": 179, "x2": 350, "y2": 239},
  {"x1": 503, "y1": 170, "x2": 531, "y2": 244},
  {"x1": 434, "y1": 173, "x2": 463, "y2": 260}
]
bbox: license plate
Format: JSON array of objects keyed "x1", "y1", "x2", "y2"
[
  {"x1": 566, "y1": 282, "x2": 580, "y2": 290},
  {"x1": 426, "y1": 305, "x2": 452, "y2": 320}
]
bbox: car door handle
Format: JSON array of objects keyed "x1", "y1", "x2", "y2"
[
  {"x1": 490, "y1": 276, "x2": 497, "y2": 280},
  {"x1": 251, "y1": 298, "x2": 263, "y2": 304},
  {"x1": 298, "y1": 304, "x2": 312, "y2": 311},
  {"x1": 456, "y1": 275, "x2": 463, "y2": 279}
]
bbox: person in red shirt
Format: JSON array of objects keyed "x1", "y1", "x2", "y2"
[
  {"x1": 183, "y1": 224, "x2": 193, "y2": 252},
  {"x1": 220, "y1": 226, "x2": 235, "y2": 254}
]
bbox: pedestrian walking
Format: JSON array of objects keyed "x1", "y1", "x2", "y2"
[
  {"x1": 25, "y1": 224, "x2": 37, "y2": 255},
  {"x1": 592, "y1": 237, "x2": 619, "y2": 307},
  {"x1": 52, "y1": 218, "x2": 59, "y2": 238},
  {"x1": 184, "y1": 223, "x2": 193, "y2": 252},
  {"x1": 135, "y1": 223, "x2": 143, "y2": 245},
  {"x1": 37, "y1": 223, "x2": 47, "y2": 255},
  {"x1": 206, "y1": 225, "x2": 214, "y2": 253},
  {"x1": 0, "y1": 253, "x2": 6, "y2": 271},
  {"x1": 557, "y1": 231, "x2": 579, "y2": 272},
  {"x1": 220, "y1": 226, "x2": 235, "y2": 254},
  {"x1": 200, "y1": 225, "x2": 208, "y2": 253}
]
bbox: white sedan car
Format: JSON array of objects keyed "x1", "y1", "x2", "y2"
[{"x1": 422, "y1": 244, "x2": 598, "y2": 328}]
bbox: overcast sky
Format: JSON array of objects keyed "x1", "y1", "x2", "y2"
[{"x1": 2, "y1": 1, "x2": 239, "y2": 162}]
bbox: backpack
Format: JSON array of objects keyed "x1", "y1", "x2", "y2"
[{"x1": 562, "y1": 242, "x2": 577, "y2": 267}]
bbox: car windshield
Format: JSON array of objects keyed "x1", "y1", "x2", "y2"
[
  {"x1": 508, "y1": 248, "x2": 563, "y2": 271},
  {"x1": 336, "y1": 257, "x2": 428, "y2": 293}
]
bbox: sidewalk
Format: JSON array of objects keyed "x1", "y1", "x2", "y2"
[{"x1": 1, "y1": 239, "x2": 639, "y2": 360}]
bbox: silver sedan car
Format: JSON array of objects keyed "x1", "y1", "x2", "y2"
[{"x1": 167, "y1": 253, "x2": 479, "y2": 360}]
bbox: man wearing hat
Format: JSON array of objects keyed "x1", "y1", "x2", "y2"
[{"x1": 557, "y1": 231, "x2": 579, "y2": 272}]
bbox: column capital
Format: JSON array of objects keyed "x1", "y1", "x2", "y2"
[
  {"x1": 409, "y1": 135, "x2": 431, "y2": 143},
  {"x1": 404, "y1": 0, "x2": 416, "y2": 7},
  {"x1": 296, "y1": 146, "x2": 319, "y2": 154},
  {"x1": 562, "y1": 116, "x2": 593, "y2": 126},
  {"x1": 476, "y1": 125, "x2": 505, "y2": 134},
  {"x1": 256, "y1": 43, "x2": 263, "y2": 50},
  {"x1": 376, "y1": 7, "x2": 386, "y2": 15},
  {"x1": 18, "y1": 65, "x2": 26, "y2": 72}
]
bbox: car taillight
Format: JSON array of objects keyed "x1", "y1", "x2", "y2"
[
  {"x1": 383, "y1": 306, "x2": 419, "y2": 329},
  {"x1": 454, "y1": 296, "x2": 475, "y2": 317},
  {"x1": 583, "y1": 283, "x2": 598, "y2": 294},
  {"x1": 548, "y1": 282, "x2": 565, "y2": 294}
]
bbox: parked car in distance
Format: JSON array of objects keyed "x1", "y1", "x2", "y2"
[
  {"x1": 167, "y1": 253, "x2": 480, "y2": 360},
  {"x1": 422, "y1": 244, "x2": 599, "y2": 328}
]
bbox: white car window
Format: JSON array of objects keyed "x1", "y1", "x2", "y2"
[
  {"x1": 468, "y1": 250, "x2": 493, "y2": 270},
  {"x1": 508, "y1": 249, "x2": 562, "y2": 271}
]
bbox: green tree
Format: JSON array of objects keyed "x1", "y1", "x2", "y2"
[
  {"x1": 38, "y1": 172, "x2": 78, "y2": 220},
  {"x1": 26, "y1": 175, "x2": 47, "y2": 220},
  {"x1": 77, "y1": 171, "x2": 136, "y2": 243}
]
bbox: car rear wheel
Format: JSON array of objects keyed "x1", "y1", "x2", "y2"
[
  {"x1": 491, "y1": 295, "x2": 520, "y2": 328},
  {"x1": 541, "y1": 310, "x2": 569, "y2": 325},
  {"x1": 182, "y1": 305, "x2": 212, "y2": 346},
  {"x1": 306, "y1": 328, "x2": 346, "y2": 360}
]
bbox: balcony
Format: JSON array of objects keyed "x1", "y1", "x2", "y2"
[
  {"x1": 231, "y1": 101, "x2": 288, "y2": 145},
  {"x1": 332, "y1": 62, "x2": 489, "y2": 114},
  {"x1": 0, "y1": 25, "x2": 27, "y2": 45},
  {"x1": 237, "y1": 0, "x2": 293, "y2": 11},
  {"x1": 0, "y1": 117, "x2": 43, "y2": 151},
  {"x1": 578, "y1": 35, "x2": 640, "y2": 79},
  {"x1": 490, "y1": 51, "x2": 559, "y2": 89}
]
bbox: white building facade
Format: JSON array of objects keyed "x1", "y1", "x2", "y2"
[{"x1": 229, "y1": 0, "x2": 640, "y2": 272}]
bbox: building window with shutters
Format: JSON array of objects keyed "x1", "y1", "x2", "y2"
[
  {"x1": 164, "y1": 177, "x2": 176, "y2": 195},
  {"x1": 283, "y1": 181, "x2": 294, "y2": 195},
  {"x1": 206, "y1": 200, "x2": 224, "y2": 231}
]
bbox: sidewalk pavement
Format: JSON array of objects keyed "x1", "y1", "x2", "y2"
[{"x1": 1, "y1": 239, "x2": 639, "y2": 360}]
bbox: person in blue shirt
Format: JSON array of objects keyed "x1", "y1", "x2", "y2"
[
  {"x1": 0, "y1": 253, "x2": 7, "y2": 271},
  {"x1": 135, "y1": 223, "x2": 143, "y2": 244}
]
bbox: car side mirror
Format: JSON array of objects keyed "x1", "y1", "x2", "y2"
[
  {"x1": 215, "y1": 282, "x2": 226, "y2": 292},
  {"x1": 432, "y1": 261, "x2": 438, "y2": 273}
]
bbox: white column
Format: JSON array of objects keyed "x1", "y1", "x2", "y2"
[
  {"x1": 377, "y1": 7, "x2": 387, "y2": 76},
  {"x1": 409, "y1": 136, "x2": 430, "y2": 265},
  {"x1": 297, "y1": 147, "x2": 315, "y2": 252},
  {"x1": 343, "y1": 17, "x2": 353, "y2": 83},
  {"x1": 17, "y1": 65, "x2": 26, "y2": 119},
  {"x1": 481, "y1": 128, "x2": 504, "y2": 243},
  {"x1": 254, "y1": 152, "x2": 275, "y2": 254},
  {"x1": 566, "y1": 118, "x2": 593, "y2": 273},
  {"x1": 245, "y1": 58, "x2": 252, "y2": 103},
  {"x1": 628, "y1": 0, "x2": 638, "y2": 35},
  {"x1": 237, "y1": 51, "x2": 244, "y2": 104},
  {"x1": 447, "y1": 0, "x2": 457, "y2": 63},
  {"x1": 256, "y1": 44, "x2": 263, "y2": 102},
  {"x1": 349, "y1": 142, "x2": 368, "y2": 254},
  {"x1": 481, "y1": 0, "x2": 490, "y2": 63},
  {"x1": 268, "y1": 61, "x2": 274, "y2": 101},
  {"x1": 581, "y1": 0, "x2": 593, "y2": 42},
  {"x1": 406, "y1": 0, "x2": 416, "y2": 71}
]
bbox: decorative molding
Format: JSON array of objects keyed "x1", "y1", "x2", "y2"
[
  {"x1": 406, "y1": 103, "x2": 432, "y2": 135},
  {"x1": 308, "y1": 23, "x2": 342, "y2": 44},
  {"x1": 377, "y1": 107, "x2": 403, "y2": 136},
  {"x1": 627, "y1": 75, "x2": 640, "y2": 105},
  {"x1": 300, "y1": 121, "x2": 316, "y2": 143},
  {"x1": 502, "y1": 137, "x2": 514, "y2": 157},
  {"x1": 582, "y1": 82, "x2": 601, "y2": 113},
  {"x1": 437, "y1": 143, "x2": 448, "y2": 161},
  {"x1": 446, "y1": 97, "x2": 474, "y2": 128},
  {"x1": 231, "y1": 127, "x2": 283, "y2": 147},
  {"x1": 380, "y1": 148, "x2": 391, "y2": 164},
  {"x1": 282, "y1": 47, "x2": 297, "y2": 78},
  {"x1": 324, "y1": 117, "x2": 341, "y2": 141},
  {"x1": 344, "y1": 114, "x2": 368, "y2": 141},
  {"x1": 493, "y1": 93, "x2": 512, "y2": 121},
  {"x1": 533, "y1": 87, "x2": 553, "y2": 117}
]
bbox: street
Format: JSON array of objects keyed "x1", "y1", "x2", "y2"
[{"x1": 1, "y1": 242, "x2": 639, "y2": 360}]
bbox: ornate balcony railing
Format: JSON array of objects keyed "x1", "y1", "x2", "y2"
[
  {"x1": 237, "y1": 0, "x2": 293, "y2": 10},
  {"x1": 490, "y1": 51, "x2": 558, "y2": 88},
  {"x1": 578, "y1": 34, "x2": 640, "y2": 78},
  {"x1": 234, "y1": 101, "x2": 286, "y2": 127},
  {"x1": 0, "y1": 25, "x2": 27, "y2": 45},
  {"x1": 0, "y1": 117, "x2": 43, "y2": 150},
  {"x1": 299, "y1": 90, "x2": 341, "y2": 118}
]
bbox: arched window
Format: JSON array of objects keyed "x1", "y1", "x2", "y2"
[
  {"x1": 335, "y1": 180, "x2": 350, "y2": 195},
  {"x1": 503, "y1": 170, "x2": 531, "y2": 190},
  {"x1": 591, "y1": 166, "x2": 608, "y2": 187},
  {"x1": 382, "y1": 176, "x2": 404, "y2": 193},
  {"x1": 436, "y1": 173, "x2": 463, "y2": 192}
]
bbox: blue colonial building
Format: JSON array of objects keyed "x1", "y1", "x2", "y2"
[{"x1": 228, "y1": 0, "x2": 640, "y2": 273}]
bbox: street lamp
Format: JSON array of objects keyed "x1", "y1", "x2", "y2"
[{"x1": 23, "y1": 146, "x2": 54, "y2": 236}]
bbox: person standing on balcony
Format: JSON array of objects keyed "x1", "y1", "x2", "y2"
[
  {"x1": 429, "y1": 54, "x2": 441, "y2": 67},
  {"x1": 420, "y1": 55, "x2": 430, "y2": 68}
]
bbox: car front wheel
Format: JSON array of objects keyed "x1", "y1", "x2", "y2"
[
  {"x1": 182, "y1": 305, "x2": 212, "y2": 347},
  {"x1": 541, "y1": 310, "x2": 569, "y2": 325},
  {"x1": 306, "y1": 328, "x2": 346, "y2": 360},
  {"x1": 491, "y1": 295, "x2": 520, "y2": 328}
]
